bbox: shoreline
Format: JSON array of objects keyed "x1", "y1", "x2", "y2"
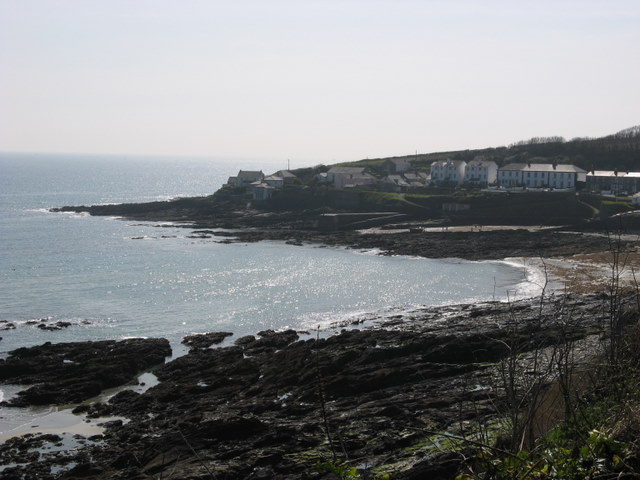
[
  {"x1": 0, "y1": 243, "x2": 633, "y2": 478},
  {"x1": 2, "y1": 204, "x2": 637, "y2": 477},
  {"x1": 0, "y1": 290, "x2": 620, "y2": 479},
  {"x1": 0, "y1": 246, "x2": 556, "y2": 358}
]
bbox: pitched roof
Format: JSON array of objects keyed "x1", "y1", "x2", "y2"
[
  {"x1": 467, "y1": 160, "x2": 497, "y2": 167},
  {"x1": 274, "y1": 170, "x2": 297, "y2": 178},
  {"x1": 587, "y1": 170, "x2": 640, "y2": 178},
  {"x1": 237, "y1": 170, "x2": 264, "y2": 179},
  {"x1": 587, "y1": 170, "x2": 618, "y2": 177},
  {"x1": 403, "y1": 172, "x2": 427, "y2": 181},
  {"x1": 251, "y1": 182, "x2": 275, "y2": 191},
  {"x1": 431, "y1": 159, "x2": 465, "y2": 167},
  {"x1": 327, "y1": 166, "x2": 366, "y2": 174},
  {"x1": 500, "y1": 163, "x2": 586, "y2": 173},
  {"x1": 384, "y1": 175, "x2": 409, "y2": 186},
  {"x1": 529, "y1": 164, "x2": 586, "y2": 173},
  {"x1": 499, "y1": 163, "x2": 528, "y2": 171}
]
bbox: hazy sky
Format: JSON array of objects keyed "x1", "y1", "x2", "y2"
[{"x1": 1, "y1": 1, "x2": 638, "y2": 163}]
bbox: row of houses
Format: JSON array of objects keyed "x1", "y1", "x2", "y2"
[
  {"x1": 416, "y1": 159, "x2": 640, "y2": 194},
  {"x1": 225, "y1": 169, "x2": 298, "y2": 201},
  {"x1": 430, "y1": 159, "x2": 588, "y2": 190},
  {"x1": 226, "y1": 162, "x2": 640, "y2": 202},
  {"x1": 497, "y1": 163, "x2": 586, "y2": 190},
  {"x1": 586, "y1": 170, "x2": 640, "y2": 195},
  {"x1": 316, "y1": 166, "x2": 429, "y2": 192},
  {"x1": 430, "y1": 159, "x2": 498, "y2": 186}
]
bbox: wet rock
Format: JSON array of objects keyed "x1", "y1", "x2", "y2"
[
  {"x1": 98, "y1": 419, "x2": 123, "y2": 429},
  {"x1": 235, "y1": 334, "x2": 256, "y2": 346},
  {"x1": 242, "y1": 329, "x2": 300, "y2": 355},
  {"x1": 196, "y1": 415, "x2": 266, "y2": 441},
  {"x1": 0, "y1": 338, "x2": 171, "y2": 406},
  {"x1": 182, "y1": 331, "x2": 233, "y2": 351},
  {"x1": 0, "y1": 294, "x2": 616, "y2": 479},
  {"x1": 396, "y1": 452, "x2": 464, "y2": 480},
  {"x1": 37, "y1": 321, "x2": 72, "y2": 331}
]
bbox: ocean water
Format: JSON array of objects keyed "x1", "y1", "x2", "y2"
[{"x1": 0, "y1": 152, "x2": 541, "y2": 358}]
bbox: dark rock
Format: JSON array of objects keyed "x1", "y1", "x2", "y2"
[
  {"x1": 242, "y1": 329, "x2": 300, "y2": 355},
  {"x1": 0, "y1": 293, "x2": 615, "y2": 479},
  {"x1": 235, "y1": 334, "x2": 256, "y2": 346},
  {"x1": 0, "y1": 338, "x2": 171, "y2": 406},
  {"x1": 99, "y1": 419, "x2": 124, "y2": 429},
  {"x1": 66, "y1": 462, "x2": 106, "y2": 477},
  {"x1": 396, "y1": 452, "x2": 464, "y2": 480},
  {"x1": 182, "y1": 331, "x2": 233, "y2": 351},
  {"x1": 197, "y1": 415, "x2": 266, "y2": 441}
]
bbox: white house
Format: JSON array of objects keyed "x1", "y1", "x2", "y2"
[
  {"x1": 586, "y1": 171, "x2": 640, "y2": 195},
  {"x1": 226, "y1": 170, "x2": 264, "y2": 187},
  {"x1": 464, "y1": 159, "x2": 498, "y2": 186},
  {"x1": 250, "y1": 182, "x2": 276, "y2": 201},
  {"x1": 497, "y1": 163, "x2": 526, "y2": 187},
  {"x1": 263, "y1": 175, "x2": 284, "y2": 188},
  {"x1": 497, "y1": 163, "x2": 586, "y2": 189},
  {"x1": 430, "y1": 160, "x2": 467, "y2": 186},
  {"x1": 250, "y1": 170, "x2": 299, "y2": 200},
  {"x1": 325, "y1": 167, "x2": 377, "y2": 188}
]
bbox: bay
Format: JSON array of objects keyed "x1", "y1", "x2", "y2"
[{"x1": 0, "y1": 152, "x2": 540, "y2": 357}]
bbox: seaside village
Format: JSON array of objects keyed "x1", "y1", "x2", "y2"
[{"x1": 225, "y1": 158, "x2": 640, "y2": 202}]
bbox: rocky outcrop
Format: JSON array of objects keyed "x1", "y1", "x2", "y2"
[
  {"x1": 51, "y1": 192, "x2": 636, "y2": 261},
  {"x1": 181, "y1": 331, "x2": 233, "y2": 351},
  {"x1": 0, "y1": 294, "x2": 615, "y2": 479},
  {"x1": 0, "y1": 338, "x2": 171, "y2": 406}
]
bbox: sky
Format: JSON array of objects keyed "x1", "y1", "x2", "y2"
[{"x1": 0, "y1": 0, "x2": 639, "y2": 164}]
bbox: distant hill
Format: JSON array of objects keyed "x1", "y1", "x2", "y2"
[{"x1": 339, "y1": 125, "x2": 640, "y2": 173}]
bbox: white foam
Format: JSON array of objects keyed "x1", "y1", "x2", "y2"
[
  {"x1": 354, "y1": 248, "x2": 384, "y2": 256},
  {"x1": 45, "y1": 209, "x2": 90, "y2": 218},
  {"x1": 502, "y1": 257, "x2": 562, "y2": 299}
]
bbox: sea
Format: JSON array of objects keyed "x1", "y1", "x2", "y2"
[
  {"x1": 0, "y1": 152, "x2": 546, "y2": 444},
  {"x1": 0, "y1": 152, "x2": 545, "y2": 356}
]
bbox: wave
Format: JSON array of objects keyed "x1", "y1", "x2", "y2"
[{"x1": 501, "y1": 257, "x2": 558, "y2": 299}]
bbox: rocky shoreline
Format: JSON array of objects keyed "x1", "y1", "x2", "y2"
[
  {"x1": 52, "y1": 197, "x2": 633, "y2": 261},
  {"x1": 0, "y1": 293, "x2": 619, "y2": 479},
  {"x1": 1, "y1": 199, "x2": 629, "y2": 478}
]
